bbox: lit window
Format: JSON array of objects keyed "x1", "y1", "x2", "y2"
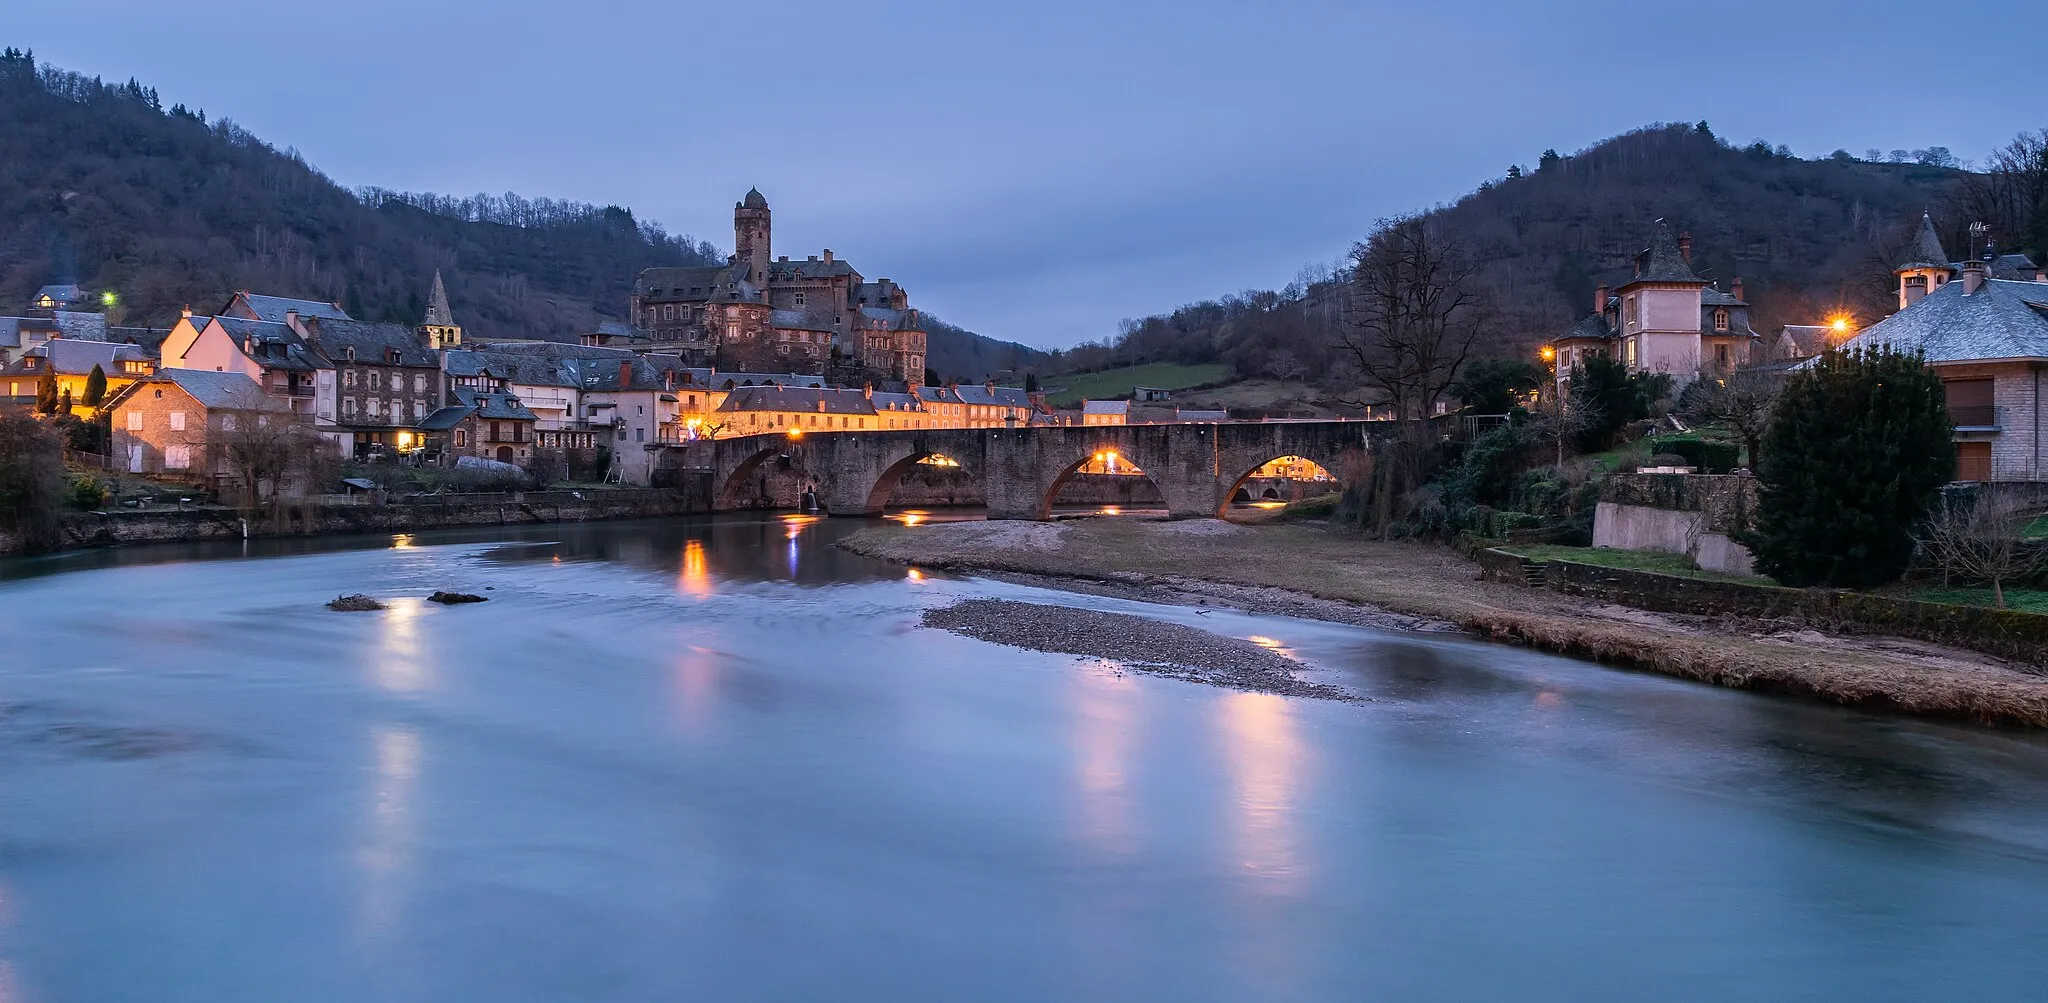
[
  {"x1": 1713, "y1": 309, "x2": 1729, "y2": 332},
  {"x1": 169, "y1": 411, "x2": 186, "y2": 431}
]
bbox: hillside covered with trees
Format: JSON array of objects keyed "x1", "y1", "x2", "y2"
[
  {"x1": 0, "y1": 48, "x2": 1039, "y2": 377},
  {"x1": 1052, "y1": 122, "x2": 2046, "y2": 384}
]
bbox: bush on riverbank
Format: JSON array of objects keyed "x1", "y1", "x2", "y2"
[{"x1": 0, "y1": 411, "x2": 67, "y2": 551}]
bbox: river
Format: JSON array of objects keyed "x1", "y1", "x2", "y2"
[{"x1": 1, "y1": 516, "x2": 2045, "y2": 1001}]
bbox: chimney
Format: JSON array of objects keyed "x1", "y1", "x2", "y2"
[
  {"x1": 1731, "y1": 276, "x2": 1745, "y2": 302},
  {"x1": 1678, "y1": 232, "x2": 1693, "y2": 264},
  {"x1": 1962, "y1": 260, "x2": 1987, "y2": 296},
  {"x1": 619, "y1": 360, "x2": 633, "y2": 387},
  {"x1": 1593, "y1": 284, "x2": 1607, "y2": 314},
  {"x1": 984, "y1": 380, "x2": 996, "y2": 396},
  {"x1": 862, "y1": 382, "x2": 873, "y2": 399},
  {"x1": 180, "y1": 306, "x2": 192, "y2": 320},
  {"x1": 823, "y1": 249, "x2": 834, "y2": 263}
]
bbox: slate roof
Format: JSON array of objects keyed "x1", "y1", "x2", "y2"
[
  {"x1": 771, "y1": 309, "x2": 836, "y2": 332},
  {"x1": 1622, "y1": 220, "x2": 1704, "y2": 286},
  {"x1": 855, "y1": 279, "x2": 908, "y2": 307},
  {"x1": 1775, "y1": 325, "x2": 1839, "y2": 359},
  {"x1": 108, "y1": 326, "x2": 173, "y2": 356},
  {"x1": 715, "y1": 385, "x2": 878, "y2": 416},
  {"x1": 451, "y1": 386, "x2": 537, "y2": 421},
  {"x1": 859, "y1": 306, "x2": 922, "y2": 331},
  {"x1": 51, "y1": 311, "x2": 107, "y2": 341},
  {"x1": 301, "y1": 317, "x2": 439, "y2": 367},
  {"x1": 1175, "y1": 408, "x2": 1229, "y2": 422},
  {"x1": 1839, "y1": 278, "x2": 2048, "y2": 363},
  {"x1": 418, "y1": 406, "x2": 472, "y2": 431},
  {"x1": 150, "y1": 369, "x2": 276, "y2": 410},
  {"x1": 766, "y1": 256, "x2": 859, "y2": 281},
  {"x1": 956, "y1": 384, "x2": 1035, "y2": 409},
  {"x1": 2, "y1": 339, "x2": 150, "y2": 376},
  {"x1": 742, "y1": 188, "x2": 768, "y2": 209},
  {"x1": 636, "y1": 264, "x2": 759, "y2": 302},
  {"x1": 228, "y1": 292, "x2": 351, "y2": 324},
  {"x1": 34, "y1": 284, "x2": 84, "y2": 305},
  {"x1": 1555, "y1": 313, "x2": 1613, "y2": 343},
  {"x1": 1989, "y1": 253, "x2": 2042, "y2": 281},
  {"x1": 214, "y1": 316, "x2": 327, "y2": 372},
  {"x1": 1082, "y1": 399, "x2": 1130, "y2": 415},
  {"x1": 1899, "y1": 211, "x2": 1951, "y2": 272},
  {"x1": 424, "y1": 270, "x2": 456, "y2": 327},
  {"x1": 870, "y1": 391, "x2": 924, "y2": 412},
  {"x1": 1700, "y1": 287, "x2": 1748, "y2": 307}
]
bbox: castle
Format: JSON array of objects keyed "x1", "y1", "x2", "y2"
[{"x1": 630, "y1": 190, "x2": 928, "y2": 388}]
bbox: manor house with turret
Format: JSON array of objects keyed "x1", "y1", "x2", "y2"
[{"x1": 630, "y1": 190, "x2": 927, "y2": 388}]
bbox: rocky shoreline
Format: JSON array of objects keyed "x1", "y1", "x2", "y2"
[
  {"x1": 922, "y1": 598, "x2": 1357, "y2": 701},
  {"x1": 843, "y1": 519, "x2": 2048, "y2": 728}
]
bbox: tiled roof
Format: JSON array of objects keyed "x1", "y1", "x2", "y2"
[
  {"x1": 1899, "y1": 211, "x2": 1951, "y2": 271},
  {"x1": 1840, "y1": 278, "x2": 2048, "y2": 363},
  {"x1": 1082, "y1": 399, "x2": 1129, "y2": 415},
  {"x1": 715, "y1": 384, "x2": 878, "y2": 416}
]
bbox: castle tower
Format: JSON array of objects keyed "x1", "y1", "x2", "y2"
[
  {"x1": 1896, "y1": 211, "x2": 1954, "y2": 311},
  {"x1": 734, "y1": 188, "x2": 771, "y2": 281},
  {"x1": 420, "y1": 269, "x2": 462, "y2": 349}
]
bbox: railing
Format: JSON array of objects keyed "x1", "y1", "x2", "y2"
[
  {"x1": 268, "y1": 385, "x2": 316, "y2": 398},
  {"x1": 1948, "y1": 405, "x2": 2003, "y2": 430}
]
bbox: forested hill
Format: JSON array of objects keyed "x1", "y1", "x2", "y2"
[
  {"x1": 0, "y1": 49, "x2": 1041, "y2": 377},
  {"x1": 1056, "y1": 123, "x2": 2005, "y2": 379}
]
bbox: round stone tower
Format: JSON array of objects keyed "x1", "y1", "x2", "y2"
[{"x1": 734, "y1": 188, "x2": 771, "y2": 281}]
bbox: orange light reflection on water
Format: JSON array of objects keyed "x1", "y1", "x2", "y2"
[
  {"x1": 1219, "y1": 691, "x2": 1305, "y2": 893},
  {"x1": 678, "y1": 539, "x2": 713, "y2": 597}
]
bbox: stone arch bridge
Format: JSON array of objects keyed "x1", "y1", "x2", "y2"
[{"x1": 663, "y1": 421, "x2": 1370, "y2": 520}]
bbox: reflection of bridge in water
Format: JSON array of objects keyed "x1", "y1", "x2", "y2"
[{"x1": 661, "y1": 421, "x2": 1369, "y2": 520}]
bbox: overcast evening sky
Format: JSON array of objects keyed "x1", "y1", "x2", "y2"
[{"x1": 11, "y1": 1, "x2": 2048, "y2": 348}]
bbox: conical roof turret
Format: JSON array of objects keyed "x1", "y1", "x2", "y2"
[
  {"x1": 1898, "y1": 211, "x2": 1952, "y2": 271},
  {"x1": 424, "y1": 269, "x2": 455, "y2": 327}
]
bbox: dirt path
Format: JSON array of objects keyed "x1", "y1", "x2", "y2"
[{"x1": 841, "y1": 518, "x2": 2048, "y2": 728}]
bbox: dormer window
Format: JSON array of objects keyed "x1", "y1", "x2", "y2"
[
  {"x1": 1713, "y1": 309, "x2": 1729, "y2": 332},
  {"x1": 344, "y1": 346, "x2": 356, "y2": 362}
]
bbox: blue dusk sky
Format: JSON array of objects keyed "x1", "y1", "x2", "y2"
[{"x1": 11, "y1": 0, "x2": 2047, "y2": 348}]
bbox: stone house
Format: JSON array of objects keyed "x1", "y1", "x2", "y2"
[
  {"x1": 1835, "y1": 230, "x2": 2048, "y2": 482},
  {"x1": 1081, "y1": 399, "x2": 1130, "y2": 426},
  {"x1": 422, "y1": 386, "x2": 540, "y2": 466},
  {"x1": 104, "y1": 369, "x2": 300, "y2": 499},
  {"x1": 917, "y1": 383, "x2": 1042, "y2": 428}
]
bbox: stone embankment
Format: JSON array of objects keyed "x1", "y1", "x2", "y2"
[
  {"x1": 841, "y1": 519, "x2": 2048, "y2": 728},
  {"x1": 2, "y1": 486, "x2": 708, "y2": 558}
]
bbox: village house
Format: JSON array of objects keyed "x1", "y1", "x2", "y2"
[
  {"x1": 1550, "y1": 221, "x2": 1758, "y2": 386},
  {"x1": 713, "y1": 385, "x2": 885, "y2": 436},
  {"x1": 917, "y1": 382, "x2": 1042, "y2": 428},
  {"x1": 1834, "y1": 219, "x2": 2048, "y2": 482},
  {"x1": 0, "y1": 339, "x2": 154, "y2": 413},
  {"x1": 421, "y1": 385, "x2": 540, "y2": 466},
  {"x1": 103, "y1": 369, "x2": 300, "y2": 499},
  {"x1": 1080, "y1": 399, "x2": 1130, "y2": 426}
]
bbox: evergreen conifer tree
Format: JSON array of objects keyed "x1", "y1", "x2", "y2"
[
  {"x1": 82, "y1": 364, "x2": 107, "y2": 408},
  {"x1": 1747, "y1": 347, "x2": 1954, "y2": 587},
  {"x1": 34, "y1": 367, "x2": 57, "y2": 414}
]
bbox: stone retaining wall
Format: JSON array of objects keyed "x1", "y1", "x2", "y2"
[
  {"x1": 6, "y1": 478, "x2": 713, "y2": 557},
  {"x1": 1488, "y1": 548, "x2": 2048, "y2": 666},
  {"x1": 1594, "y1": 473, "x2": 1759, "y2": 575}
]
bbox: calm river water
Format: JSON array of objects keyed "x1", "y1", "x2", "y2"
[{"x1": 1, "y1": 516, "x2": 2046, "y2": 1001}]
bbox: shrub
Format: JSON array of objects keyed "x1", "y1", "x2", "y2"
[
  {"x1": 1649, "y1": 435, "x2": 1739, "y2": 473},
  {"x1": 67, "y1": 474, "x2": 107, "y2": 510},
  {"x1": 1648, "y1": 452, "x2": 1690, "y2": 468}
]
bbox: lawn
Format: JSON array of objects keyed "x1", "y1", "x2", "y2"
[
  {"x1": 1042, "y1": 363, "x2": 1229, "y2": 407},
  {"x1": 1503, "y1": 544, "x2": 1772, "y2": 583},
  {"x1": 1911, "y1": 586, "x2": 2048, "y2": 615}
]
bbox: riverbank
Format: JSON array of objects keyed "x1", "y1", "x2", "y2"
[{"x1": 840, "y1": 518, "x2": 2048, "y2": 728}]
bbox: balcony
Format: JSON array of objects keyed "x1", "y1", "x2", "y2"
[
  {"x1": 267, "y1": 384, "x2": 316, "y2": 398},
  {"x1": 1948, "y1": 405, "x2": 2003, "y2": 431}
]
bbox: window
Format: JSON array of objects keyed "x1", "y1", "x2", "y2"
[
  {"x1": 368, "y1": 398, "x2": 381, "y2": 416},
  {"x1": 344, "y1": 397, "x2": 357, "y2": 416},
  {"x1": 165, "y1": 444, "x2": 191, "y2": 470},
  {"x1": 413, "y1": 401, "x2": 426, "y2": 419},
  {"x1": 127, "y1": 411, "x2": 143, "y2": 431},
  {"x1": 343, "y1": 370, "x2": 356, "y2": 387},
  {"x1": 455, "y1": 429, "x2": 467, "y2": 447},
  {"x1": 794, "y1": 292, "x2": 805, "y2": 306},
  {"x1": 1624, "y1": 296, "x2": 1639, "y2": 329},
  {"x1": 1715, "y1": 344, "x2": 1729, "y2": 366},
  {"x1": 414, "y1": 374, "x2": 426, "y2": 393},
  {"x1": 635, "y1": 427, "x2": 645, "y2": 443},
  {"x1": 369, "y1": 372, "x2": 382, "y2": 390},
  {"x1": 169, "y1": 411, "x2": 186, "y2": 431},
  {"x1": 1713, "y1": 309, "x2": 1729, "y2": 332}
]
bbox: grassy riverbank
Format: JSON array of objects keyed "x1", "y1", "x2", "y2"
[{"x1": 840, "y1": 519, "x2": 2048, "y2": 728}]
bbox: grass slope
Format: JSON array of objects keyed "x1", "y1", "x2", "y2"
[{"x1": 1044, "y1": 363, "x2": 1227, "y2": 407}]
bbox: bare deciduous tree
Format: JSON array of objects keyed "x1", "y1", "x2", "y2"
[
  {"x1": 1919, "y1": 486, "x2": 2045, "y2": 608},
  {"x1": 1952, "y1": 129, "x2": 2048, "y2": 260},
  {"x1": 212, "y1": 402, "x2": 324, "y2": 510},
  {"x1": 1336, "y1": 214, "x2": 1496, "y2": 534},
  {"x1": 1680, "y1": 367, "x2": 1785, "y2": 469}
]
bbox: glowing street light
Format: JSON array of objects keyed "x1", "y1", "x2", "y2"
[
  {"x1": 1539, "y1": 345, "x2": 1556, "y2": 362},
  {"x1": 100, "y1": 291, "x2": 118, "y2": 307}
]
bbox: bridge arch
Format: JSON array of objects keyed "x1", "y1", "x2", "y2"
[
  {"x1": 1217, "y1": 449, "x2": 1354, "y2": 518},
  {"x1": 717, "y1": 441, "x2": 822, "y2": 511},
  {"x1": 1035, "y1": 443, "x2": 1166, "y2": 520},
  {"x1": 863, "y1": 449, "x2": 987, "y2": 514}
]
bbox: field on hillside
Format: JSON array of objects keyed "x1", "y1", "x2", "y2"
[{"x1": 1043, "y1": 363, "x2": 1227, "y2": 406}]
